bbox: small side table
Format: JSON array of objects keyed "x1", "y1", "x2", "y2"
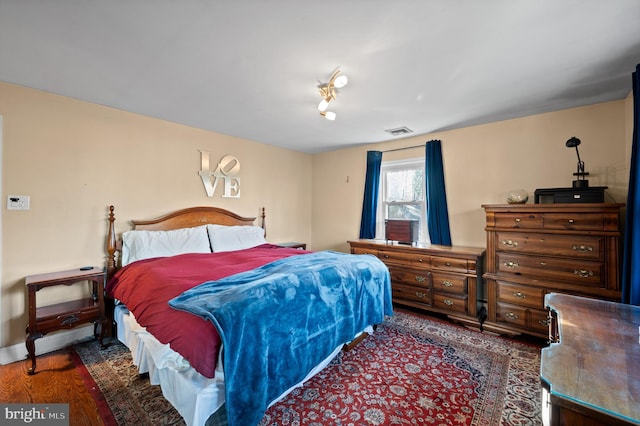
[
  {"x1": 25, "y1": 267, "x2": 107, "y2": 375},
  {"x1": 278, "y1": 242, "x2": 307, "y2": 250}
]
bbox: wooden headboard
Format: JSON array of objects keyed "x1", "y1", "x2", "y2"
[{"x1": 106, "y1": 205, "x2": 266, "y2": 279}]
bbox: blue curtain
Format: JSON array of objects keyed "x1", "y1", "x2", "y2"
[
  {"x1": 359, "y1": 151, "x2": 383, "y2": 239},
  {"x1": 622, "y1": 63, "x2": 640, "y2": 305},
  {"x1": 425, "y1": 140, "x2": 452, "y2": 245}
]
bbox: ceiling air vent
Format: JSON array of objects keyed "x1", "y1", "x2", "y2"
[{"x1": 384, "y1": 126, "x2": 413, "y2": 136}]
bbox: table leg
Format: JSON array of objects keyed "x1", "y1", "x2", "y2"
[
  {"x1": 25, "y1": 332, "x2": 41, "y2": 375},
  {"x1": 94, "y1": 320, "x2": 108, "y2": 347}
]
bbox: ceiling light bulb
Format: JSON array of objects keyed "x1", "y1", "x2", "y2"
[
  {"x1": 318, "y1": 99, "x2": 329, "y2": 112},
  {"x1": 333, "y1": 75, "x2": 348, "y2": 88},
  {"x1": 324, "y1": 111, "x2": 336, "y2": 120}
]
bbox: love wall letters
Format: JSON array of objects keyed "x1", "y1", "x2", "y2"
[{"x1": 199, "y1": 151, "x2": 241, "y2": 198}]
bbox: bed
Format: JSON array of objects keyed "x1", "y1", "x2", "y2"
[{"x1": 104, "y1": 205, "x2": 392, "y2": 426}]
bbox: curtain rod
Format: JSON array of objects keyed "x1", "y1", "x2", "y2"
[{"x1": 382, "y1": 144, "x2": 424, "y2": 153}]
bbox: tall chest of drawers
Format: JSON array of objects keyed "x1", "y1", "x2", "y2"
[
  {"x1": 349, "y1": 239, "x2": 486, "y2": 329},
  {"x1": 482, "y1": 203, "x2": 624, "y2": 338}
]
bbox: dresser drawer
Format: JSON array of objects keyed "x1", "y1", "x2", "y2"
[
  {"x1": 497, "y1": 281, "x2": 544, "y2": 308},
  {"x1": 392, "y1": 283, "x2": 432, "y2": 305},
  {"x1": 432, "y1": 272, "x2": 467, "y2": 294},
  {"x1": 494, "y1": 213, "x2": 543, "y2": 229},
  {"x1": 36, "y1": 308, "x2": 100, "y2": 333},
  {"x1": 351, "y1": 247, "x2": 379, "y2": 256},
  {"x1": 379, "y1": 249, "x2": 429, "y2": 267},
  {"x1": 497, "y1": 253, "x2": 604, "y2": 286},
  {"x1": 530, "y1": 308, "x2": 551, "y2": 334},
  {"x1": 496, "y1": 232, "x2": 604, "y2": 260},
  {"x1": 389, "y1": 266, "x2": 431, "y2": 288},
  {"x1": 496, "y1": 302, "x2": 528, "y2": 328},
  {"x1": 496, "y1": 302, "x2": 549, "y2": 334},
  {"x1": 433, "y1": 292, "x2": 467, "y2": 314},
  {"x1": 543, "y1": 213, "x2": 604, "y2": 231},
  {"x1": 431, "y1": 256, "x2": 468, "y2": 273}
]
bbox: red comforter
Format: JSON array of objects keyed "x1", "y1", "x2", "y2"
[{"x1": 106, "y1": 244, "x2": 307, "y2": 378}]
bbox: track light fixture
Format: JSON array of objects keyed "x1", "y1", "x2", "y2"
[{"x1": 317, "y1": 69, "x2": 348, "y2": 120}]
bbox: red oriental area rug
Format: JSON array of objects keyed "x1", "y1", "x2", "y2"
[
  {"x1": 260, "y1": 312, "x2": 542, "y2": 425},
  {"x1": 73, "y1": 312, "x2": 542, "y2": 425}
]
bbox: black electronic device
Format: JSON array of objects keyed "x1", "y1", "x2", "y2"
[{"x1": 534, "y1": 186, "x2": 607, "y2": 204}]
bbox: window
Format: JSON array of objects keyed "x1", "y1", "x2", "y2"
[{"x1": 376, "y1": 157, "x2": 429, "y2": 242}]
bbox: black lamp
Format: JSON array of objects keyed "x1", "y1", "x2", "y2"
[{"x1": 566, "y1": 136, "x2": 589, "y2": 188}]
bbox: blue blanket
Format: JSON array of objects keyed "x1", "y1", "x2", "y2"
[{"x1": 169, "y1": 250, "x2": 392, "y2": 426}]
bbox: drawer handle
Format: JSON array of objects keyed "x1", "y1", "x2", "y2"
[
  {"x1": 418, "y1": 258, "x2": 424, "y2": 263},
  {"x1": 574, "y1": 269, "x2": 594, "y2": 278},
  {"x1": 568, "y1": 219, "x2": 575, "y2": 224},
  {"x1": 384, "y1": 254, "x2": 390, "y2": 259},
  {"x1": 415, "y1": 275, "x2": 426, "y2": 283},
  {"x1": 538, "y1": 319, "x2": 550, "y2": 327},
  {"x1": 415, "y1": 291, "x2": 428, "y2": 299},
  {"x1": 60, "y1": 314, "x2": 80, "y2": 326},
  {"x1": 572, "y1": 244, "x2": 593, "y2": 253},
  {"x1": 501, "y1": 240, "x2": 518, "y2": 247},
  {"x1": 505, "y1": 312, "x2": 519, "y2": 320},
  {"x1": 444, "y1": 261, "x2": 451, "y2": 266},
  {"x1": 442, "y1": 280, "x2": 454, "y2": 287},
  {"x1": 513, "y1": 291, "x2": 526, "y2": 299},
  {"x1": 443, "y1": 299, "x2": 454, "y2": 306},
  {"x1": 514, "y1": 218, "x2": 521, "y2": 223},
  {"x1": 504, "y1": 261, "x2": 519, "y2": 269}
]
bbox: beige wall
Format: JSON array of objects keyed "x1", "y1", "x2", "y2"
[
  {"x1": 0, "y1": 82, "x2": 312, "y2": 348},
  {"x1": 312, "y1": 100, "x2": 629, "y2": 253}
]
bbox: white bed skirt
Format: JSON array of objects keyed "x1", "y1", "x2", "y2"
[{"x1": 114, "y1": 305, "x2": 370, "y2": 426}]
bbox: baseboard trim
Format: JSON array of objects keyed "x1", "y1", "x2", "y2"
[{"x1": 0, "y1": 325, "x2": 94, "y2": 365}]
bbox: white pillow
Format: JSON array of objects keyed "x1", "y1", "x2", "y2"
[
  {"x1": 121, "y1": 225, "x2": 211, "y2": 266},
  {"x1": 207, "y1": 224, "x2": 267, "y2": 253}
]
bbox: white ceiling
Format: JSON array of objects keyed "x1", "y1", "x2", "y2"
[{"x1": 1, "y1": 1, "x2": 639, "y2": 154}]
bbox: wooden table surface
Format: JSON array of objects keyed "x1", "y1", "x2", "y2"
[{"x1": 541, "y1": 293, "x2": 640, "y2": 424}]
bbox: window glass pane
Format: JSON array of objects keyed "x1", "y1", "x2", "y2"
[
  {"x1": 385, "y1": 169, "x2": 423, "y2": 202},
  {"x1": 387, "y1": 204, "x2": 422, "y2": 220},
  {"x1": 376, "y1": 157, "x2": 428, "y2": 243}
]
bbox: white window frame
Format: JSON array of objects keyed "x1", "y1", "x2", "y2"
[{"x1": 375, "y1": 157, "x2": 429, "y2": 243}]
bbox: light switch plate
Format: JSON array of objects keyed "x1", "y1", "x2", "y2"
[{"x1": 7, "y1": 195, "x2": 30, "y2": 210}]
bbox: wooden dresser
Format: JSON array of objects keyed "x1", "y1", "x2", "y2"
[
  {"x1": 349, "y1": 239, "x2": 486, "y2": 328},
  {"x1": 482, "y1": 203, "x2": 624, "y2": 338}
]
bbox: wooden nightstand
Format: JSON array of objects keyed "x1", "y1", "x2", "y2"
[
  {"x1": 25, "y1": 267, "x2": 107, "y2": 375},
  {"x1": 278, "y1": 242, "x2": 307, "y2": 250}
]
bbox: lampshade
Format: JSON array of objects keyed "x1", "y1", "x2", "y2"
[
  {"x1": 324, "y1": 111, "x2": 336, "y2": 120},
  {"x1": 333, "y1": 74, "x2": 348, "y2": 88},
  {"x1": 317, "y1": 99, "x2": 329, "y2": 112}
]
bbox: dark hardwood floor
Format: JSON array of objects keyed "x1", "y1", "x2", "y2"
[{"x1": 0, "y1": 347, "x2": 104, "y2": 426}]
